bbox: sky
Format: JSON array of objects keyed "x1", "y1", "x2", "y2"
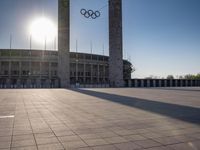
[{"x1": 0, "y1": 0, "x2": 200, "y2": 78}]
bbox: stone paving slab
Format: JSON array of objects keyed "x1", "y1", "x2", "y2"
[{"x1": 0, "y1": 88, "x2": 200, "y2": 150}]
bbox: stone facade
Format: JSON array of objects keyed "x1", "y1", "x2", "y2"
[{"x1": 0, "y1": 49, "x2": 132, "y2": 88}]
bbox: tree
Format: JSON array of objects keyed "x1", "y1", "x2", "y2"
[
  {"x1": 167, "y1": 75, "x2": 174, "y2": 79},
  {"x1": 194, "y1": 73, "x2": 200, "y2": 79},
  {"x1": 184, "y1": 74, "x2": 195, "y2": 79}
]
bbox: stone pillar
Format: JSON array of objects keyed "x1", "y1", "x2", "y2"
[
  {"x1": 46, "y1": 79, "x2": 50, "y2": 88},
  {"x1": 134, "y1": 80, "x2": 138, "y2": 87},
  {"x1": 180, "y1": 80, "x2": 183, "y2": 87},
  {"x1": 128, "y1": 80, "x2": 132, "y2": 87},
  {"x1": 147, "y1": 80, "x2": 150, "y2": 87},
  {"x1": 49, "y1": 62, "x2": 51, "y2": 80},
  {"x1": 141, "y1": 80, "x2": 144, "y2": 87},
  {"x1": 0, "y1": 62, "x2": 1, "y2": 76},
  {"x1": 175, "y1": 80, "x2": 178, "y2": 87},
  {"x1": 17, "y1": 79, "x2": 20, "y2": 88},
  {"x1": 91, "y1": 64, "x2": 93, "y2": 84},
  {"x1": 170, "y1": 80, "x2": 173, "y2": 87},
  {"x1": 103, "y1": 65, "x2": 106, "y2": 84},
  {"x1": 19, "y1": 62, "x2": 22, "y2": 79},
  {"x1": 55, "y1": 79, "x2": 59, "y2": 88},
  {"x1": 195, "y1": 80, "x2": 197, "y2": 86},
  {"x1": 6, "y1": 79, "x2": 10, "y2": 88},
  {"x1": 83, "y1": 63, "x2": 86, "y2": 84},
  {"x1": 58, "y1": 0, "x2": 70, "y2": 88},
  {"x1": 109, "y1": 0, "x2": 124, "y2": 87},
  {"x1": 158, "y1": 80, "x2": 161, "y2": 87},
  {"x1": 40, "y1": 62, "x2": 42, "y2": 79},
  {"x1": 9, "y1": 61, "x2": 11, "y2": 79},
  {"x1": 153, "y1": 80, "x2": 156, "y2": 87},
  {"x1": 97, "y1": 65, "x2": 100, "y2": 84},
  {"x1": 36, "y1": 79, "x2": 41, "y2": 88},
  {"x1": 164, "y1": 80, "x2": 167, "y2": 87},
  {"x1": 185, "y1": 80, "x2": 188, "y2": 87}
]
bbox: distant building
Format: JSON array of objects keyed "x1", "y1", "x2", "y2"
[{"x1": 0, "y1": 49, "x2": 133, "y2": 88}]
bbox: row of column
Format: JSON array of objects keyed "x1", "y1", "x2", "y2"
[
  {"x1": 0, "y1": 61, "x2": 55, "y2": 78},
  {"x1": 0, "y1": 79, "x2": 59, "y2": 88},
  {"x1": 73, "y1": 62, "x2": 108, "y2": 84},
  {"x1": 128, "y1": 79, "x2": 200, "y2": 87}
]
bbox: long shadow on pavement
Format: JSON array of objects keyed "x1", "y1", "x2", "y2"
[
  {"x1": 71, "y1": 88, "x2": 200, "y2": 125},
  {"x1": 151, "y1": 87, "x2": 200, "y2": 92}
]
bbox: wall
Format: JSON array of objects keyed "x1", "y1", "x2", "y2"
[{"x1": 126, "y1": 79, "x2": 200, "y2": 87}]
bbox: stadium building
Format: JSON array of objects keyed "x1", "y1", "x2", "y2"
[
  {"x1": 0, "y1": 0, "x2": 129, "y2": 88},
  {"x1": 0, "y1": 49, "x2": 133, "y2": 88}
]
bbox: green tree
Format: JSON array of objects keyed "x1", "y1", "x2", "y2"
[
  {"x1": 184, "y1": 74, "x2": 195, "y2": 79},
  {"x1": 167, "y1": 75, "x2": 174, "y2": 79}
]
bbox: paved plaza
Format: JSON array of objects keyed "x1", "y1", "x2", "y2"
[{"x1": 0, "y1": 88, "x2": 200, "y2": 150}]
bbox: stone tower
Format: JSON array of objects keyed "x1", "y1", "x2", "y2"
[
  {"x1": 109, "y1": 0, "x2": 124, "y2": 87},
  {"x1": 58, "y1": 0, "x2": 70, "y2": 88}
]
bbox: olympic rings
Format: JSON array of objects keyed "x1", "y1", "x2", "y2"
[{"x1": 80, "y1": 9, "x2": 101, "y2": 19}]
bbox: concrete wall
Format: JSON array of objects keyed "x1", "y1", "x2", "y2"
[{"x1": 126, "y1": 79, "x2": 200, "y2": 87}]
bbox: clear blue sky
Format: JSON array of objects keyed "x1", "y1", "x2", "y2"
[{"x1": 0, "y1": 0, "x2": 199, "y2": 78}]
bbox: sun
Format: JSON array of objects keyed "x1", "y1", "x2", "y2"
[{"x1": 29, "y1": 17, "x2": 57, "y2": 44}]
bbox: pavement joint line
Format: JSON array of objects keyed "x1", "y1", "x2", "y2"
[
  {"x1": 0, "y1": 115, "x2": 15, "y2": 119},
  {"x1": 22, "y1": 94, "x2": 39, "y2": 150},
  {"x1": 31, "y1": 94, "x2": 66, "y2": 150}
]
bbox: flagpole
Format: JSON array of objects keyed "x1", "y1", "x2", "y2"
[
  {"x1": 10, "y1": 34, "x2": 12, "y2": 50},
  {"x1": 90, "y1": 41, "x2": 93, "y2": 54},
  {"x1": 44, "y1": 36, "x2": 47, "y2": 51},
  {"x1": 76, "y1": 39, "x2": 78, "y2": 84},
  {"x1": 102, "y1": 44, "x2": 104, "y2": 56},
  {"x1": 90, "y1": 41, "x2": 93, "y2": 85},
  {"x1": 30, "y1": 35, "x2": 32, "y2": 50}
]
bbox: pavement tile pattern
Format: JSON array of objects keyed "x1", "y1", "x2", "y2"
[{"x1": 0, "y1": 88, "x2": 200, "y2": 150}]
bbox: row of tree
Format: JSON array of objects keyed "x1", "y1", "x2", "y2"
[
  {"x1": 144, "y1": 73, "x2": 200, "y2": 79},
  {"x1": 167, "y1": 74, "x2": 200, "y2": 80}
]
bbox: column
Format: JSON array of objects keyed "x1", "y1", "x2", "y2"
[
  {"x1": 83, "y1": 63, "x2": 86, "y2": 84},
  {"x1": 109, "y1": 0, "x2": 124, "y2": 87},
  {"x1": 153, "y1": 80, "x2": 156, "y2": 87},
  {"x1": 91, "y1": 63, "x2": 93, "y2": 85},
  {"x1": 164, "y1": 80, "x2": 167, "y2": 87},
  {"x1": 97, "y1": 64, "x2": 100, "y2": 84},
  {"x1": 128, "y1": 80, "x2": 132, "y2": 87},
  {"x1": 49, "y1": 62, "x2": 51, "y2": 87},
  {"x1": 58, "y1": 0, "x2": 70, "y2": 88},
  {"x1": 170, "y1": 80, "x2": 173, "y2": 87},
  {"x1": 159, "y1": 80, "x2": 162, "y2": 87},
  {"x1": 36, "y1": 78, "x2": 41, "y2": 88},
  {"x1": 8, "y1": 61, "x2": 11, "y2": 87},
  {"x1": 147, "y1": 80, "x2": 150, "y2": 87},
  {"x1": 175, "y1": 80, "x2": 178, "y2": 87},
  {"x1": 141, "y1": 80, "x2": 144, "y2": 87},
  {"x1": 185, "y1": 80, "x2": 188, "y2": 87},
  {"x1": 134, "y1": 80, "x2": 138, "y2": 87},
  {"x1": 180, "y1": 80, "x2": 183, "y2": 87}
]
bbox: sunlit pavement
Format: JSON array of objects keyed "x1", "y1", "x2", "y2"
[{"x1": 0, "y1": 88, "x2": 200, "y2": 150}]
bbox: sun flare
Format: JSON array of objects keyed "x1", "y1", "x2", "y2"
[{"x1": 29, "y1": 17, "x2": 56, "y2": 44}]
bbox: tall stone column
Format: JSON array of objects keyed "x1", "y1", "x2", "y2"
[
  {"x1": 58, "y1": 0, "x2": 70, "y2": 88},
  {"x1": 109, "y1": 0, "x2": 124, "y2": 87}
]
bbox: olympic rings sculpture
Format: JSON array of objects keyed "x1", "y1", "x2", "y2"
[{"x1": 80, "y1": 9, "x2": 101, "y2": 19}]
